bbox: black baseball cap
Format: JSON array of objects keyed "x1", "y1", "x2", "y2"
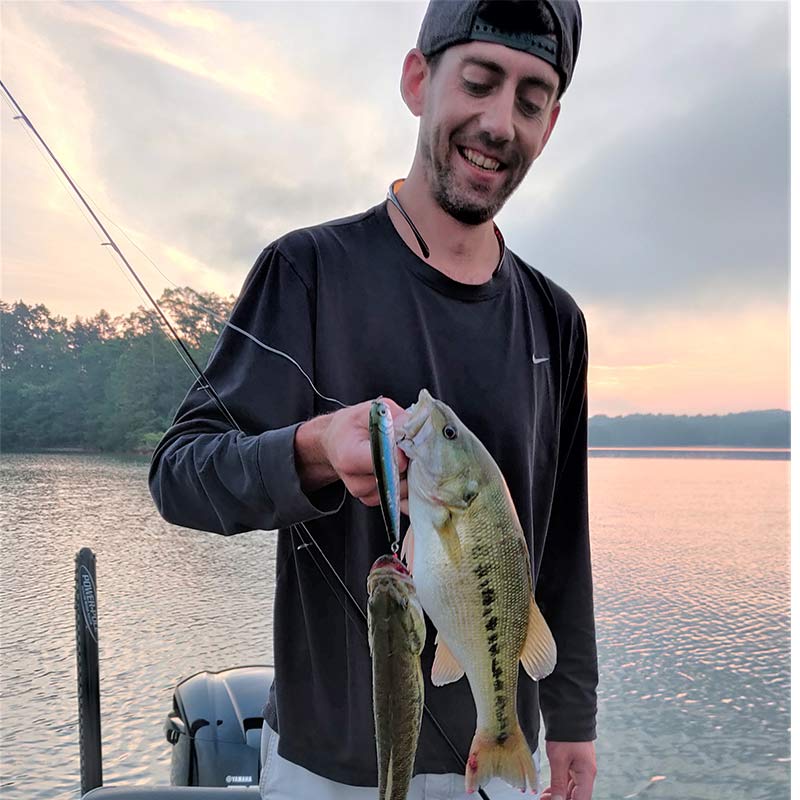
[{"x1": 417, "y1": 0, "x2": 582, "y2": 96}]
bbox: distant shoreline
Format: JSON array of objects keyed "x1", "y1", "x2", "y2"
[
  {"x1": 588, "y1": 409, "x2": 789, "y2": 449},
  {"x1": 2, "y1": 447, "x2": 790, "y2": 462},
  {"x1": 0, "y1": 448, "x2": 152, "y2": 457},
  {"x1": 589, "y1": 447, "x2": 789, "y2": 461}
]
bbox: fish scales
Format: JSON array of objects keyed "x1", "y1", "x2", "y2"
[
  {"x1": 368, "y1": 557, "x2": 426, "y2": 800},
  {"x1": 398, "y1": 389, "x2": 557, "y2": 794},
  {"x1": 414, "y1": 480, "x2": 530, "y2": 738}
]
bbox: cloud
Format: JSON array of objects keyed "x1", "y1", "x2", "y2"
[
  {"x1": 584, "y1": 301, "x2": 789, "y2": 415},
  {"x1": 0, "y1": 1, "x2": 789, "y2": 413},
  {"x1": 2, "y1": 1, "x2": 423, "y2": 281},
  {"x1": 499, "y1": 1, "x2": 789, "y2": 312}
]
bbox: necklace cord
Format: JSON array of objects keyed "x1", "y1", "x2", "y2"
[{"x1": 387, "y1": 179, "x2": 431, "y2": 259}]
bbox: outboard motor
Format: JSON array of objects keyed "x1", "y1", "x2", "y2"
[{"x1": 165, "y1": 665, "x2": 273, "y2": 788}]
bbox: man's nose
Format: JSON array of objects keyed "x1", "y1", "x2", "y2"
[{"x1": 479, "y1": 86, "x2": 516, "y2": 144}]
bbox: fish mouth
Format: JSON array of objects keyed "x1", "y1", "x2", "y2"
[
  {"x1": 397, "y1": 389, "x2": 451, "y2": 506},
  {"x1": 397, "y1": 389, "x2": 434, "y2": 458},
  {"x1": 367, "y1": 555, "x2": 416, "y2": 599},
  {"x1": 369, "y1": 554, "x2": 410, "y2": 577}
]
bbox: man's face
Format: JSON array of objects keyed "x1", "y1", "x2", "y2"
[{"x1": 418, "y1": 41, "x2": 561, "y2": 225}]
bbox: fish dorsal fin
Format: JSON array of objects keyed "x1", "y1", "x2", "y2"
[
  {"x1": 520, "y1": 594, "x2": 557, "y2": 680},
  {"x1": 432, "y1": 632, "x2": 465, "y2": 686},
  {"x1": 434, "y1": 512, "x2": 462, "y2": 565},
  {"x1": 400, "y1": 526, "x2": 415, "y2": 573}
]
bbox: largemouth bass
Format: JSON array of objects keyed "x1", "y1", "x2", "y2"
[
  {"x1": 397, "y1": 389, "x2": 557, "y2": 794},
  {"x1": 367, "y1": 554, "x2": 426, "y2": 800},
  {"x1": 369, "y1": 398, "x2": 402, "y2": 549}
]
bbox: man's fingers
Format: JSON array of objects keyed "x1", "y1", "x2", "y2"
[
  {"x1": 381, "y1": 399, "x2": 410, "y2": 463},
  {"x1": 546, "y1": 741, "x2": 596, "y2": 800},
  {"x1": 346, "y1": 474, "x2": 379, "y2": 500},
  {"x1": 357, "y1": 491, "x2": 380, "y2": 507},
  {"x1": 382, "y1": 396, "x2": 408, "y2": 426},
  {"x1": 342, "y1": 396, "x2": 409, "y2": 510},
  {"x1": 547, "y1": 756, "x2": 570, "y2": 800},
  {"x1": 569, "y1": 765, "x2": 596, "y2": 800},
  {"x1": 396, "y1": 448, "x2": 409, "y2": 473}
]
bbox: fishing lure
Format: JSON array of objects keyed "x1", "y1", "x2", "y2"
[{"x1": 369, "y1": 398, "x2": 402, "y2": 551}]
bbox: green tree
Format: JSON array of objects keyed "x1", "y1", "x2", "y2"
[{"x1": 1, "y1": 289, "x2": 233, "y2": 453}]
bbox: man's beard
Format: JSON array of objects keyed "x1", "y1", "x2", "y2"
[{"x1": 426, "y1": 126, "x2": 527, "y2": 225}]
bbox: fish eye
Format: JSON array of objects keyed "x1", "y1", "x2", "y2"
[{"x1": 442, "y1": 424, "x2": 458, "y2": 440}]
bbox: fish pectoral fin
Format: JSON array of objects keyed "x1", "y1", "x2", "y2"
[
  {"x1": 431, "y1": 632, "x2": 465, "y2": 686},
  {"x1": 434, "y1": 513, "x2": 462, "y2": 565},
  {"x1": 520, "y1": 594, "x2": 558, "y2": 680},
  {"x1": 400, "y1": 526, "x2": 415, "y2": 573}
]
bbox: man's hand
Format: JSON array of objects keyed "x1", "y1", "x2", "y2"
[
  {"x1": 295, "y1": 399, "x2": 408, "y2": 508},
  {"x1": 540, "y1": 741, "x2": 596, "y2": 800}
]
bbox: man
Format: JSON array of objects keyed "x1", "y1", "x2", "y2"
[{"x1": 150, "y1": 1, "x2": 597, "y2": 799}]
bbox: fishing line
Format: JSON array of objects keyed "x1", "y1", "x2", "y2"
[
  {"x1": 5, "y1": 106, "x2": 207, "y2": 389},
  {"x1": 12, "y1": 112, "x2": 167, "y2": 344},
  {"x1": 291, "y1": 523, "x2": 367, "y2": 636},
  {"x1": 7, "y1": 112, "x2": 168, "y2": 336},
  {"x1": 94, "y1": 206, "x2": 348, "y2": 408},
  {"x1": 5, "y1": 96, "x2": 349, "y2": 411},
  {"x1": 3, "y1": 80, "x2": 495, "y2": 799},
  {"x1": 1, "y1": 79, "x2": 240, "y2": 432}
]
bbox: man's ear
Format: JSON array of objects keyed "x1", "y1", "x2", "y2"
[
  {"x1": 538, "y1": 101, "x2": 561, "y2": 154},
  {"x1": 400, "y1": 48, "x2": 429, "y2": 117}
]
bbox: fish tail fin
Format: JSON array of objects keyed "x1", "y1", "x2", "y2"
[
  {"x1": 465, "y1": 724, "x2": 537, "y2": 794},
  {"x1": 381, "y1": 753, "x2": 392, "y2": 800}
]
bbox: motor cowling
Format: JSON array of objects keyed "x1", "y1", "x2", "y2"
[{"x1": 165, "y1": 665, "x2": 273, "y2": 788}]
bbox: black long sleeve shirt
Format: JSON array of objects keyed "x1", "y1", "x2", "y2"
[{"x1": 149, "y1": 200, "x2": 597, "y2": 785}]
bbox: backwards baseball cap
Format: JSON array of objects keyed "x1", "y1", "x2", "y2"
[{"x1": 417, "y1": 0, "x2": 582, "y2": 96}]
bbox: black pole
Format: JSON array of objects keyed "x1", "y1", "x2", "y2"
[{"x1": 75, "y1": 548, "x2": 103, "y2": 794}]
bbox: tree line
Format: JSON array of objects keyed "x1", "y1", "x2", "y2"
[
  {"x1": 1, "y1": 289, "x2": 234, "y2": 453},
  {"x1": 1, "y1": 291, "x2": 790, "y2": 453},
  {"x1": 588, "y1": 410, "x2": 790, "y2": 448}
]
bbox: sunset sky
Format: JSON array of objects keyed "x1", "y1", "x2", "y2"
[{"x1": 0, "y1": 1, "x2": 790, "y2": 417}]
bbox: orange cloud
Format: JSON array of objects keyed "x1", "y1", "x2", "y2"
[{"x1": 585, "y1": 304, "x2": 789, "y2": 415}]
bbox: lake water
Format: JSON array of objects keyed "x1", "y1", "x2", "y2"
[{"x1": 0, "y1": 453, "x2": 790, "y2": 799}]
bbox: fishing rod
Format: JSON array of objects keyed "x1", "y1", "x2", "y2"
[
  {"x1": 1, "y1": 80, "x2": 495, "y2": 799},
  {"x1": 0, "y1": 79, "x2": 243, "y2": 432}
]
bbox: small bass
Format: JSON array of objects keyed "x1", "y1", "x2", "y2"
[
  {"x1": 367, "y1": 555, "x2": 426, "y2": 800},
  {"x1": 398, "y1": 389, "x2": 557, "y2": 794}
]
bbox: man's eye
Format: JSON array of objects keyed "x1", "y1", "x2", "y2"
[
  {"x1": 463, "y1": 80, "x2": 491, "y2": 96},
  {"x1": 518, "y1": 99, "x2": 542, "y2": 118}
]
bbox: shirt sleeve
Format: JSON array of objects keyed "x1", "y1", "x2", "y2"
[
  {"x1": 536, "y1": 309, "x2": 599, "y2": 742},
  {"x1": 148, "y1": 244, "x2": 345, "y2": 535}
]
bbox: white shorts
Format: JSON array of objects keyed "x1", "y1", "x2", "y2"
[{"x1": 259, "y1": 723, "x2": 541, "y2": 800}]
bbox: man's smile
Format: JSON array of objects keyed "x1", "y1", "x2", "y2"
[{"x1": 456, "y1": 145, "x2": 506, "y2": 173}]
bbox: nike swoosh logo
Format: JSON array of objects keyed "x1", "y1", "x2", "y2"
[{"x1": 532, "y1": 355, "x2": 550, "y2": 365}]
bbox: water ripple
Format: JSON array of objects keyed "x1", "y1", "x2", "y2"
[{"x1": 1, "y1": 454, "x2": 790, "y2": 799}]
